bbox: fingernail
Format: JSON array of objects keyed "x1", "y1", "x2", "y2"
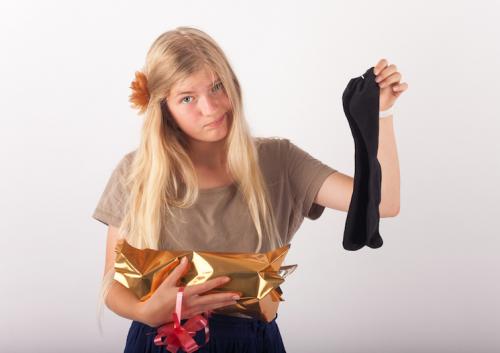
[
  {"x1": 232, "y1": 295, "x2": 240, "y2": 300},
  {"x1": 181, "y1": 256, "x2": 187, "y2": 264}
]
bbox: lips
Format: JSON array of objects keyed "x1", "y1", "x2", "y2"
[{"x1": 205, "y1": 113, "x2": 226, "y2": 127}]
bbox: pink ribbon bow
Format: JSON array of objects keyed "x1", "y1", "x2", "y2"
[{"x1": 150, "y1": 286, "x2": 211, "y2": 353}]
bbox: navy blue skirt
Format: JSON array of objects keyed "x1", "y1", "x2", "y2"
[{"x1": 123, "y1": 312, "x2": 287, "y2": 353}]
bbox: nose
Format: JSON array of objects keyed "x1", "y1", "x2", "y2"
[{"x1": 198, "y1": 94, "x2": 220, "y2": 116}]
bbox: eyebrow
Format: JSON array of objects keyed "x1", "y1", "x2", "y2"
[{"x1": 175, "y1": 79, "x2": 222, "y2": 97}]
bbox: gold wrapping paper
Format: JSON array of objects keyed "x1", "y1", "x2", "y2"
[{"x1": 113, "y1": 239, "x2": 297, "y2": 322}]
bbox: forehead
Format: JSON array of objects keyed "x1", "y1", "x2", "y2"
[{"x1": 172, "y1": 68, "x2": 219, "y2": 96}]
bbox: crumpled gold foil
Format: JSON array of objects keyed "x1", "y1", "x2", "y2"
[{"x1": 113, "y1": 239, "x2": 297, "y2": 322}]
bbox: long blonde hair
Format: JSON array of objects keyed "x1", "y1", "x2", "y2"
[{"x1": 97, "y1": 26, "x2": 283, "y2": 332}]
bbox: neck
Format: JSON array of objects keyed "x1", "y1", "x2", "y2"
[{"x1": 187, "y1": 138, "x2": 227, "y2": 170}]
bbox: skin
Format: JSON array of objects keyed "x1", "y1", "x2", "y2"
[
  {"x1": 103, "y1": 59, "x2": 407, "y2": 326},
  {"x1": 165, "y1": 58, "x2": 407, "y2": 217},
  {"x1": 103, "y1": 225, "x2": 242, "y2": 327},
  {"x1": 102, "y1": 68, "x2": 242, "y2": 327},
  {"x1": 167, "y1": 70, "x2": 232, "y2": 169},
  {"x1": 166, "y1": 68, "x2": 234, "y2": 189},
  {"x1": 315, "y1": 58, "x2": 407, "y2": 217}
]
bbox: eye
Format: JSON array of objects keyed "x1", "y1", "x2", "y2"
[
  {"x1": 180, "y1": 82, "x2": 223, "y2": 104},
  {"x1": 181, "y1": 96, "x2": 193, "y2": 104},
  {"x1": 212, "y1": 82, "x2": 224, "y2": 92}
]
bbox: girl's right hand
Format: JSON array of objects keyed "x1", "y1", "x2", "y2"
[{"x1": 137, "y1": 256, "x2": 241, "y2": 328}]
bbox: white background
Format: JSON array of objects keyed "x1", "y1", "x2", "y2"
[{"x1": 1, "y1": 0, "x2": 499, "y2": 352}]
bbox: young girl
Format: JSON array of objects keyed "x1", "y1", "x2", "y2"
[{"x1": 93, "y1": 26, "x2": 401, "y2": 353}]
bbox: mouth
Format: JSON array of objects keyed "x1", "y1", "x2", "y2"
[{"x1": 205, "y1": 113, "x2": 227, "y2": 127}]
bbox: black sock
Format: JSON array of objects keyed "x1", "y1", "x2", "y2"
[{"x1": 341, "y1": 66, "x2": 384, "y2": 250}]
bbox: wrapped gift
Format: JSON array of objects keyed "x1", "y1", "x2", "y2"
[{"x1": 113, "y1": 239, "x2": 297, "y2": 322}]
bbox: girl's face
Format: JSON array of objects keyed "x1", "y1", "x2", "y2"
[{"x1": 166, "y1": 68, "x2": 232, "y2": 143}]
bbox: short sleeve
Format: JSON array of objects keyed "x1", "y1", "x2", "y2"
[
  {"x1": 285, "y1": 139, "x2": 338, "y2": 220},
  {"x1": 92, "y1": 153, "x2": 133, "y2": 228}
]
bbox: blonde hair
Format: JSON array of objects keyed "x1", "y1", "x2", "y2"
[{"x1": 97, "y1": 26, "x2": 283, "y2": 333}]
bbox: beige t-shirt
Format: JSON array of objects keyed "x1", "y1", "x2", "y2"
[{"x1": 92, "y1": 137, "x2": 337, "y2": 252}]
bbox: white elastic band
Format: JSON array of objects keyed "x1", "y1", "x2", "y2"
[{"x1": 379, "y1": 107, "x2": 394, "y2": 118}]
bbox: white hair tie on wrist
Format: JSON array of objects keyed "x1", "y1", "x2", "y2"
[{"x1": 379, "y1": 107, "x2": 394, "y2": 118}]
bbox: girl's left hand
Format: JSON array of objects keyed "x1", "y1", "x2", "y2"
[{"x1": 373, "y1": 58, "x2": 409, "y2": 111}]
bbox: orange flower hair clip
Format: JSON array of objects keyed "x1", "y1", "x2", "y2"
[{"x1": 129, "y1": 71, "x2": 150, "y2": 114}]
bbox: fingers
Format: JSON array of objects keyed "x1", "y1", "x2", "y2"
[
  {"x1": 161, "y1": 256, "x2": 190, "y2": 288},
  {"x1": 187, "y1": 291, "x2": 241, "y2": 308},
  {"x1": 374, "y1": 58, "x2": 388, "y2": 75},
  {"x1": 379, "y1": 72, "x2": 402, "y2": 88},
  {"x1": 375, "y1": 65, "x2": 398, "y2": 83},
  {"x1": 392, "y1": 82, "x2": 409, "y2": 92},
  {"x1": 158, "y1": 255, "x2": 234, "y2": 300}
]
